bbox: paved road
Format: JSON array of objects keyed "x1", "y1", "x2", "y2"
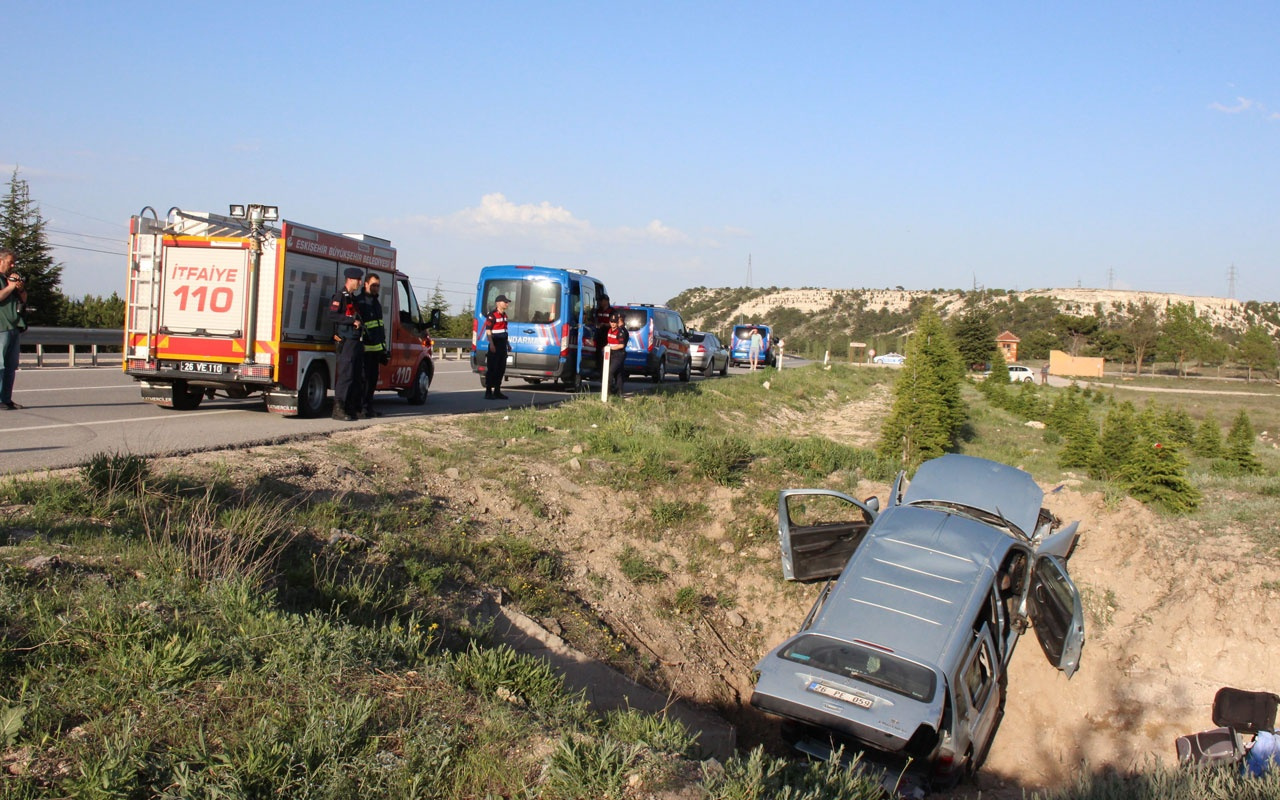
[{"x1": 0, "y1": 357, "x2": 755, "y2": 475}]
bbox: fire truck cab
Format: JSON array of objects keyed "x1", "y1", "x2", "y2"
[{"x1": 124, "y1": 207, "x2": 435, "y2": 417}]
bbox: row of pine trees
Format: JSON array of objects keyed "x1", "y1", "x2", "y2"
[{"x1": 876, "y1": 304, "x2": 1266, "y2": 513}]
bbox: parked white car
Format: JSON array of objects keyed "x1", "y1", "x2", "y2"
[
  {"x1": 873, "y1": 352, "x2": 905, "y2": 365},
  {"x1": 1007, "y1": 364, "x2": 1035, "y2": 382}
]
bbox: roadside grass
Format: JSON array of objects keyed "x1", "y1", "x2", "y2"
[{"x1": 4, "y1": 365, "x2": 1278, "y2": 799}]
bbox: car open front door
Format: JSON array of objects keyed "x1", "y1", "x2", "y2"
[
  {"x1": 1027, "y1": 554, "x2": 1085, "y2": 678},
  {"x1": 777, "y1": 490, "x2": 877, "y2": 582}
]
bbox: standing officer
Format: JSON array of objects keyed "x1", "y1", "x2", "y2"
[
  {"x1": 482, "y1": 294, "x2": 510, "y2": 400},
  {"x1": 328, "y1": 267, "x2": 365, "y2": 420},
  {"x1": 356, "y1": 272, "x2": 387, "y2": 418}
]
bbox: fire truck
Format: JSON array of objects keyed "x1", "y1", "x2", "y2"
[{"x1": 124, "y1": 206, "x2": 436, "y2": 416}]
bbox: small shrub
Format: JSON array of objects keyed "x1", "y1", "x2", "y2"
[
  {"x1": 605, "y1": 708, "x2": 700, "y2": 756},
  {"x1": 542, "y1": 734, "x2": 641, "y2": 800},
  {"x1": 618, "y1": 545, "x2": 666, "y2": 585},
  {"x1": 673, "y1": 586, "x2": 700, "y2": 614},
  {"x1": 80, "y1": 451, "x2": 149, "y2": 497},
  {"x1": 693, "y1": 436, "x2": 753, "y2": 486}
]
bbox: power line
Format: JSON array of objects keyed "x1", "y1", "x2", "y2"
[
  {"x1": 47, "y1": 227, "x2": 126, "y2": 243},
  {"x1": 49, "y1": 241, "x2": 126, "y2": 256}
]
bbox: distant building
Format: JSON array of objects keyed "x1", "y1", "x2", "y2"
[{"x1": 996, "y1": 331, "x2": 1020, "y2": 363}]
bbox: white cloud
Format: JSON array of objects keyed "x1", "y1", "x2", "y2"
[
  {"x1": 393, "y1": 193, "x2": 700, "y2": 251},
  {"x1": 1209, "y1": 96, "x2": 1257, "y2": 114}
]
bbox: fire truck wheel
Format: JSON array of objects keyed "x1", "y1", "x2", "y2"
[
  {"x1": 405, "y1": 362, "x2": 431, "y2": 405},
  {"x1": 297, "y1": 364, "x2": 329, "y2": 418},
  {"x1": 170, "y1": 381, "x2": 204, "y2": 411}
]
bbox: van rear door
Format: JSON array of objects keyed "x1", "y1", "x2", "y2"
[{"x1": 777, "y1": 489, "x2": 877, "y2": 582}]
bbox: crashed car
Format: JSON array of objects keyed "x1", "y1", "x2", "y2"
[{"x1": 750, "y1": 454, "x2": 1085, "y2": 789}]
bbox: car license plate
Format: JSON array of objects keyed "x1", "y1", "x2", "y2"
[
  {"x1": 807, "y1": 681, "x2": 873, "y2": 708},
  {"x1": 180, "y1": 361, "x2": 226, "y2": 374}
]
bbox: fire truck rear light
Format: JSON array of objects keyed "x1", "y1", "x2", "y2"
[
  {"x1": 241, "y1": 365, "x2": 272, "y2": 378},
  {"x1": 127, "y1": 359, "x2": 150, "y2": 370}
]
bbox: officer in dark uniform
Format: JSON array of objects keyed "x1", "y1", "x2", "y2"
[
  {"x1": 356, "y1": 272, "x2": 388, "y2": 418},
  {"x1": 482, "y1": 294, "x2": 510, "y2": 400},
  {"x1": 328, "y1": 267, "x2": 365, "y2": 420}
]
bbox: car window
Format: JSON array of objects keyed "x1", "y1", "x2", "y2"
[
  {"x1": 484, "y1": 277, "x2": 561, "y2": 324},
  {"x1": 961, "y1": 636, "x2": 996, "y2": 709},
  {"x1": 779, "y1": 635, "x2": 937, "y2": 702},
  {"x1": 687, "y1": 332, "x2": 706, "y2": 343}
]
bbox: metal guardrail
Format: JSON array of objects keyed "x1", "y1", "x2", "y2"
[
  {"x1": 21, "y1": 327, "x2": 123, "y2": 367},
  {"x1": 19, "y1": 328, "x2": 472, "y2": 367}
]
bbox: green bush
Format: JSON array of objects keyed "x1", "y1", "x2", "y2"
[{"x1": 80, "y1": 450, "x2": 149, "y2": 497}]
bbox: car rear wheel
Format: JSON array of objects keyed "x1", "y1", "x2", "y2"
[
  {"x1": 719, "y1": 357, "x2": 729, "y2": 376},
  {"x1": 679, "y1": 358, "x2": 691, "y2": 382},
  {"x1": 652, "y1": 360, "x2": 666, "y2": 383}
]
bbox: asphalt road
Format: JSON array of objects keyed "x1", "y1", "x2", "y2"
[{"x1": 0, "y1": 356, "x2": 759, "y2": 475}]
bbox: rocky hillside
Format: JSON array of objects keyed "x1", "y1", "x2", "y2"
[{"x1": 669, "y1": 286, "x2": 1280, "y2": 356}]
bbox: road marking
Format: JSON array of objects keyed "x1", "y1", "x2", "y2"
[{"x1": 4, "y1": 409, "x2": 240, "y2": 433}]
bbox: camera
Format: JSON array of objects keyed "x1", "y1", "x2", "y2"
[{"x1": 8, "y1": 275, "x2": 21, "y2": 283}]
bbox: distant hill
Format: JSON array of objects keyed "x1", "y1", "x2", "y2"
[{"x1": 667, "y1": 286, "x2": 1280, "y2": 358}]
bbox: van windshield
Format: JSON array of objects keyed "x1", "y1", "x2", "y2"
[
  {"x1": 483, "y1": 278, "x2": 562, "y2": 324},
  {"x1": 780, "y1": 635, "x2": 937, "y2": 702}
]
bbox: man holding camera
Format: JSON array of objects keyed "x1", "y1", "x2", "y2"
[{"x1": 0, "y1": 249, "x2": 27, "y2": 410}]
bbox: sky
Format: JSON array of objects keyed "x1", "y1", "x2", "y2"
[{"x1": 5, "y1": 1, "x2": 1279, "y2": 311}]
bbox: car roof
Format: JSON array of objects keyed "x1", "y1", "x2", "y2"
[
  {"x1": 808, "y1": 504, "x2": 1015, "y2": 668},
  {"x1": 902, "y1": 454, "x2": 1043, "y2": 540}
]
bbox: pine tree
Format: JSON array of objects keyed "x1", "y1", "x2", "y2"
[
  {"x1": 1094, "y1": 401, "x2": 1137, "y2": 480},
  {"x1": 1159, "y1": 406, "x2": 1196, "y2": 449},
  {"x1": 0, "y1": 168, "x2": 65, "y2": 325},
  {"x1": 1192, "y1": 411, "x2": 1223, "y2": 459},
  {"x1": 877, "y1": 305, "x2": 965, "y2": 470},
  {"x1": 1058, "y1": 408, "x2": 1100, "y2": 471},
  {"x1": 1224, "y1": 410, "x2": 1264, "y2": 476},
  {"x1": 1121, "y1": 438, "x2": 1201, "y2": 513}
]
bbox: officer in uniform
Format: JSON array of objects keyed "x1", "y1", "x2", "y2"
[
  {"x1": 482, "y1": 294, "x2": 510, "y2": 400},
  {"x1": 328, "y1": 267, "x2": 365, "y2": 420},
  {"x1": 356, "y1": 272, "x2": 388, "y2": 418}
]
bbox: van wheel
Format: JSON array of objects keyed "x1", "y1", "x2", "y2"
[
  {"x1": 652, "y1": 361, "x2": 666, "y2": 383},
  {"x1": 405, "y1": 362, "x2": 431, "y2": 405},
  {"x1": 169, "y1": 381, "x2": 204, "y2": 411},
  {"x1": 679, "y1": 358, "x2": 692, "y2": 382},
  {"x1": 297, "y1": 363, "x2": 329, "y2": 418}
]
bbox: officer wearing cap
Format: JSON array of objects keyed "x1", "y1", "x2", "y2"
[
  {"x1": 328, "y1": 267, "x2": 366, "y2": 420},
  {"x1": 482, "y1": 294, "x2": 510, "y2": 400}
]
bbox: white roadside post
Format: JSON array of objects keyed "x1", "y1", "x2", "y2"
[{"x1": 601, "y1": 347, "x2": 610, "y2": 403}]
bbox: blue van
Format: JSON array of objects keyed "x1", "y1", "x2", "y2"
[
  {"x1": 471, "y1": 265, "x2": 608, "y2": 389},
  {"x1": 730, "y1": 323, "x2": 776, "y2": 368}
]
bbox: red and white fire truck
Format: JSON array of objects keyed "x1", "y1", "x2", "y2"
[{"x1": 124, "y1": 206, "x2": 435, "y2": 416}]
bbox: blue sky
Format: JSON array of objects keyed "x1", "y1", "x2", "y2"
[{"x1": 6, "y1": 1, "x2": 1279, "y2": 310}]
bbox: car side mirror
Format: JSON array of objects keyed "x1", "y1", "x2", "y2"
[
  {"x1": 427, "y1": 308, "x2": 443, "y2": 330},
  {"x1": 864, "y1": 496, "x2": 880, "y2": 512}
]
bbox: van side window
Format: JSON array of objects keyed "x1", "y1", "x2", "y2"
[{"x1": 962, "y1": 636, "x2": 995, "y2": 710}]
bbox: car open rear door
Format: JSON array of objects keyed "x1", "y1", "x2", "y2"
[
  {"x1": 1027, "y1": 554, "x2": 1085, "y2": 678},
  {"x1": 777, "y1": 490, "x2": 877, "y2": 582}
]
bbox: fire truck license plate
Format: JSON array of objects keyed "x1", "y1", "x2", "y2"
[
  {"x1": 181, "y1": 361, "x2": 226, "y2": 375},
  {"x1": 807, "y1": 681, "x2": 873, "y2": 708}
]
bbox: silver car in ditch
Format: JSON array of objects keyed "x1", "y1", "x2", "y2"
[{"x1": 750, "y1": 454, "x2": 1085, "y2": 789}]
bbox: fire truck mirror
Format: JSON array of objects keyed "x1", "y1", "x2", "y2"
[{"x1": 428, "y1": 309, "x2": 443, "y2": 330}]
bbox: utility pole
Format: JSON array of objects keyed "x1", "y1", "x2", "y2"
[
  {"x1": 1227, "y1": 263, "x2": 1237, "y2": 299},
  {"x1": 746, "y1": 254, "x2": 752, "y2": 288},
  {"x1": 1107, "y1": 267, "x2": 1115, "y2": 290}
]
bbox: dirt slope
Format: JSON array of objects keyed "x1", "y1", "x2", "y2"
[{"x1": 172, "y1": 405, "x2": 1280, "y2": 797}]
